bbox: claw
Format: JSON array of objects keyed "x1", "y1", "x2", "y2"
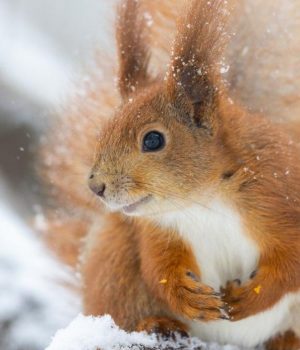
[
  {"x1": 186, "y1": 271, "x2": 200, "y2": 282},
  {"x1": 233, "y1": 278, "x2": 241, "y2": 285},
  {"x1": 221, "y1": 315, "x2": 230, "y2": 320},
  {"x1": 228, "y1": 306, "x2": 234, "y2": 312},
  {"x1": 220, "y1": 307, "x2": 230, "y2": 319}
]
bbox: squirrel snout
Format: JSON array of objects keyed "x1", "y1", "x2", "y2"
[{"x1": 88, "y1": 175, "x2": 106, "y2": 197}]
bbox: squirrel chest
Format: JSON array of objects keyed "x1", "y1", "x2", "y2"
[
  {"x1": 159, "y1": 200, "x2": 297, "y2": 347},
  {"x1": 160, "y1": 200, "x2": 259, "y2": 289}
]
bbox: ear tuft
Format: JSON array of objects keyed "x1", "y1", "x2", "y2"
[
  {"x1": 166, "y1": 0, "x2": 233, "y2": 127},
  {"x1": 116, "y1": 0, "x2": 151, "y2": 99}
]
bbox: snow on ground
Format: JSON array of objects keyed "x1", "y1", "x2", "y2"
[
  {"x1": 47, "y1": 314, "x2": 244, "y2": 350},
  {"x1": 47, "y1": 315, "x2": 157, "y2": 350},
  {"x1": 0, "y1": 199, "x2": 80, "y2": 350}
]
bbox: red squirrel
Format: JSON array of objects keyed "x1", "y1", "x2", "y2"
[{"x1": 41, "y1": 0, "x2": 300, "y2": 349}]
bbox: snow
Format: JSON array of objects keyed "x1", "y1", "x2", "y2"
[
  {"x1": 47, "y1": 314, "x2": 245, "y2": 350},
  {"x1": 0, "y1": 199, "x2": 79, "y2": 350},
  {"x1": 46, "y1": 314, "x2": 156, "y2": 350}
]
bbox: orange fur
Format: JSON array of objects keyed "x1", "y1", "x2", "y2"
[
  {"x1": 137, "y1": 220, "x2": 227, "y2": 321},
  {"x1": 116, "y1": 0, "x2": 151, "y2": 97},
  {"x1": 44, "y1": 213, "x2": 88, "y2": 266},
  {"x1": 81, "y1": 213, "x2": 169, "y2": 330},
  {"x1": 266, "y1": 330, "x2": 300, "y2": 350},
  {"x1": 40, "y1": 0, "x2": 300, "y2": 348},
  {"x1": 136, "y1": 316, "x2": 188, "y2": 337}
]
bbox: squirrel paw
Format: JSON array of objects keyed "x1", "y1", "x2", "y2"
[
  {"x1": 136, "y1": 317, "x2": 188, "y2": 339},
  {"x1": 165, "y1": 270, "x2": 229, "y2": 322},
  {"x1": 222, "y1": 279, "x2": 259, "y2": 321}
]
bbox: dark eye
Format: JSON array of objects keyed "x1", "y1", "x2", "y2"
[{"x1": 142, "y1": 131, "x2": 165, "y2": 152}]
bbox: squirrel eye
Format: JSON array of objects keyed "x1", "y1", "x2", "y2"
[{"x1": 142, "y1": 131, "x2": 165, "y2": 152}]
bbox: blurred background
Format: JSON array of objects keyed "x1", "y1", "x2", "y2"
[{"x1": 0, "y1": 1, "x2": 116, "y2": 349}]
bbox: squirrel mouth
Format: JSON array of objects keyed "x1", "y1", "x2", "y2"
[{"x1": 122, "y1": 195, "x2": 152, "y2": 214}]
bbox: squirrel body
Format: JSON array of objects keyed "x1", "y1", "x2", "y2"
[{"x1": 42, "y1": 0, "x2": 300, "y2": 348}]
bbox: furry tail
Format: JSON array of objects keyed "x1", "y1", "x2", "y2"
[
  {"x1": 38, "y1": 62, "x2": 119, "y2": 266},
  {"x1": 43, "y1": 214, "x2": 89, "y2": 266}
]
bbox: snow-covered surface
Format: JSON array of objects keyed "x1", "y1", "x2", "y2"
[
  {"x1": 0, "y1": 199, "x2": 80, "y2": 350},
  {"x1": 47, "y1": 315, "x2": 156, "y2": 350},
  {"x1": 47, "y1": 314, "x2": 244, "y2": 350}
]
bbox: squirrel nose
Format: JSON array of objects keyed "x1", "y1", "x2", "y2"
[
  {"x1": 89, "y1": 175, "x2": 106, "y2": 197},
  {"x1": 90, "y1": 182, "x2": 106, "y2": 197}
]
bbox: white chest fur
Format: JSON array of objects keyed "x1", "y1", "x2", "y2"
[
  {"x1": 159, "y1": 200, "x2": 299, "y2": 347},
  {"x1": 160, "y1": 201, "x2": 259, "y2": 289}
]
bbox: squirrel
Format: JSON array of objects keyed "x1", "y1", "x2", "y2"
[{"x1": 40, "y1": 0, "x2": 300, "y2": 349}]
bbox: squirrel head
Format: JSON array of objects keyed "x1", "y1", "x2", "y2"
[{"x1": 89, "y1": 0, "x2": 235, "y2": 216}]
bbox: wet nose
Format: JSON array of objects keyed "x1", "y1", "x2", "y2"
[{"x1": 89, "y1": 175, "x2": 106, "y2": 197}]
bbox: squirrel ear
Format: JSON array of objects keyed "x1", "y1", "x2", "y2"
[
  {"x1": 165, "y1": 0, "x2": 231, "y2": 129},
  {"x1": 116, "y1": 0, "x2": 151, "y2": 99}
]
